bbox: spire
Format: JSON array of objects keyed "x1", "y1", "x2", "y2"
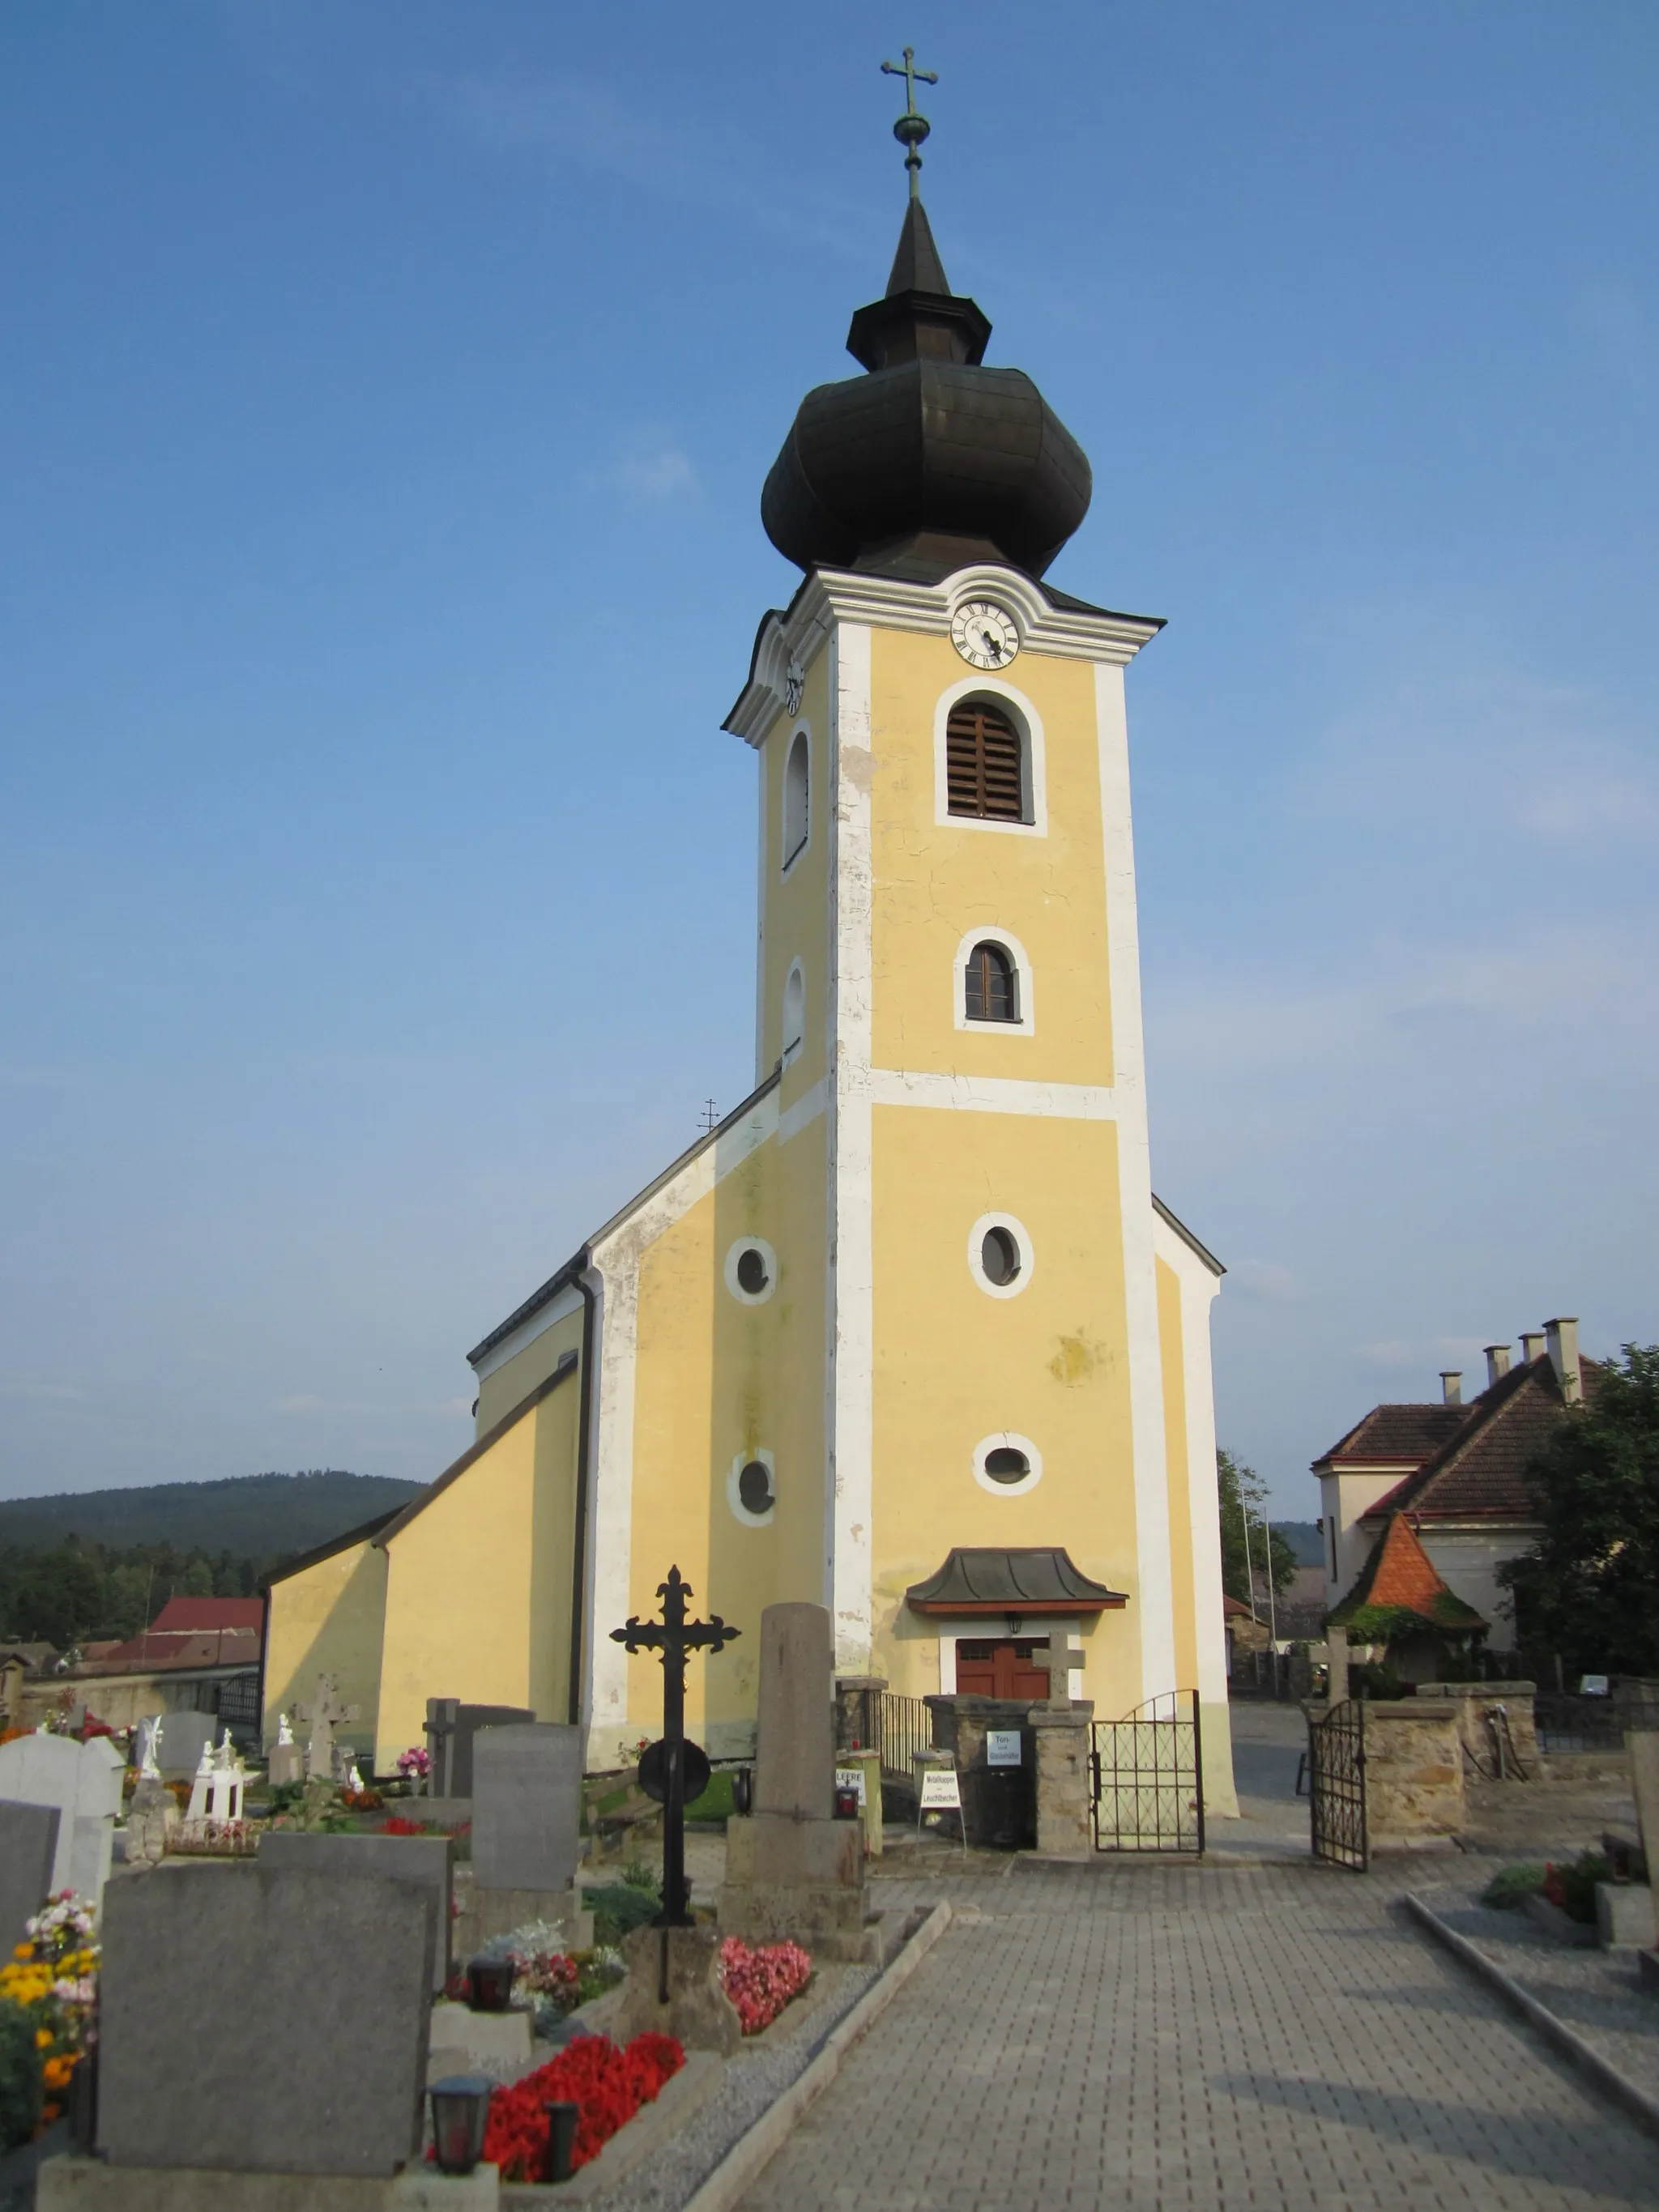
[{"x1": 885, "y1": 196, "x2": 950, "y2": 298}]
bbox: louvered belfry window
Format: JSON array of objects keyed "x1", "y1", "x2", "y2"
[
  {"x1": 964, "y1": 941, "x2": 1017, "y2": 1022},
  {"x1": 946, "y1": 701, "x2": 1026, "y2": 821}
]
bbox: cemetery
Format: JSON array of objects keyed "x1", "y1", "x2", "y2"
[
  {"x1": 6, "y1": 1566, "x2": 1659, "y2": 2208},
  {"x1": 0, "y1": 1580, "x2": 962, "y2": 2207}
]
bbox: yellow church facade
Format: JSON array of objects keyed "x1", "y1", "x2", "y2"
[{"x1": 264, "y1": 190, "x2": 1238, "y2": 1813}]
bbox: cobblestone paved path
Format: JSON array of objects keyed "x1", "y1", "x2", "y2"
[{"x1": 736, "y1": 1864, "x2": 1659, "y2": 2212}]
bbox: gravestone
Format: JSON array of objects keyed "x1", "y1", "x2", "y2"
[
  {"x1": 1628, "y1": 1732, "x2": 1659, "y2": 1871},
  {"x1": 153, "y1": 1708, "x2": 216, "y2": 1780},
  {"x1": 471, "y1": 1723, "x2": 582, "y2": 1891},
  {"x1": 96, "y1": 1863, "x2": 434, "y2": 2176},
  {"x1": 267, "y1": 1710, "x2": 304, "y2": 1788},
  {"x1": 0, "y1": 1801, "x2": 60, "y2": 1952},
  {"x1": 0, "y1": 1731, "x2": 124, "y2": 1903},
  {"x1": 424, "y1": 1698, "x2": 534, "y2": 1801},
  {"x1": 296, "y1": 1673, "x2": 360, "y2": 1783},
  {"x1": 258, "y1": 1831, "x2": 455, "y2": 1991},
  {"x1": 719, "y1": 1602, "x2": 874, "y2": 1961}
]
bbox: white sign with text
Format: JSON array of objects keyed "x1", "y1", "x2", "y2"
[{"x1": 986, "y1": 1730, "x2": 1023, "y2": 1768}]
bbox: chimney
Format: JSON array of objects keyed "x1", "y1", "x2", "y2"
[
  {"x1": 1545, "y1": 1317, "x2": 1582, "y2": 1405},
  {"x1": 1440, "y1": 1371, "x2": 1463, "y2": 1406},
  {"x1": 1520, "y1": 1331, "x2": 1546, "y2": 1365},
  {"x1": 1484, "y1": 1344, "x2": 1512, "y2": 1389}
]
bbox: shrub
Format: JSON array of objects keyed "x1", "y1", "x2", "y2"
[
  {"x1": 1481, "y1": 1863, "x2": 1548, "y2": 1910},
  {"x1": 582, "y1": 1882, "x2": 660, "y2": 1948},
  {"x1": 1542, "y1": 1852, "x2": 1609, "y2": 1925},
  {"x1": 0, "y1": 1998, "x2": 42, "y2": 2153}
]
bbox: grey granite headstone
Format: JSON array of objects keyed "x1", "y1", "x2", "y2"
[
  {"x1": 258, "y1": 1831, "x2": 454, "y2": 1989},
  {"x1": 97, "y1": 1863, "x2": 434, "y2": 2176},
  {"x1": 153, "y1": 1710, "x2": 217, "y2": 1779},
  {"x1": 0, "y1": 1801, "x2": 60, "y2": 1953},
  {"x1": 0, "y1": 1731, "x2": 124, "y2": 1903},
  {"x1": 472, "y1": 1723, "x2": 582, "y2": 1893},
  {"x1": 424, "y1": 1698, "x2": 533, "y2": 1799}
]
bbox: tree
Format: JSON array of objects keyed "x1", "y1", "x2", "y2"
[
  {"x1": 181, "y1": 1554, "x2": 215, "y2": 1599},
  {"x1": 1217, "y1": 1449, "x2": 1297, "y2": 1614},
  {"x1": 1500, "y1": 1343, "x2": 1659, "y2": 1675}
]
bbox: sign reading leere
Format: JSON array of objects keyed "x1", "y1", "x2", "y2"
[{"x1": 834, "y1": 1765, "x2": 867, "y2": 1806}]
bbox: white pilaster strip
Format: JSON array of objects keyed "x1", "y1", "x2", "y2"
[
  {"x1": 1096, "y1": 661, "x2": 1176, "y2": 1703},
  {"x1": 827, "y1": 621, "x2": 875, "y2": 1670},
  {"x1": 1153, "y1": 1215, "x2": 1229, "y2": 1709},
  {"x1": 583, "y1": 1254, "x2": 636, "y2": 1736}
]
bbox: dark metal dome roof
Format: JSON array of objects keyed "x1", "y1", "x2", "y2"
[{"x1": 761, "y1": 200, "x2": 1092, "y2": 582}]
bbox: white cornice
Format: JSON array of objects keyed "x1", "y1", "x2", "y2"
[{"x1": 723, "y1": 565, "x2": 1164, "y2": 748}]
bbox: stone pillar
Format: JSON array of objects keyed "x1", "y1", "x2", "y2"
[
  {"x1": 1031, "y1": 1704, "x2": 1093, "y2": 1860},
  {"x1": 1326, "y1": 1626, "x2": 1350, "y2": 1706},
  {"x1": 834, "y1": 1675, "x2": 886, "y2": 1755},
  {"x1": 847, "y1": 1748, "x2": 883, "y2": 1857},
  {"x1": 719, "y1": 1603, "x2": 873, "y2": 1960}
]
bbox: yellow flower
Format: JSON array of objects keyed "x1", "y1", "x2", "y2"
[
  {"x1": 11, "y1": 1945, "x2": 29, "y2": 1960},
  {"x1": 35, "y1": 2027, "x2": 53, "y2": 2049}
]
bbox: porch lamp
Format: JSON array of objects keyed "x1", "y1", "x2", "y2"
[
  {"x1": 544, "y1": 2100, "x2": 580, "y2": 2184},
  {"x1": 429, "y1": 2074, "x2": 491, "y2": 2176}
]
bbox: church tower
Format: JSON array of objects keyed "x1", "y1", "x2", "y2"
[
  {"x1": 719, "y1": 159, "x2": 1230, "y2": 1754},
  {"x1": 261, "y1": 75, "x2": 1235, "y2": 1811}
]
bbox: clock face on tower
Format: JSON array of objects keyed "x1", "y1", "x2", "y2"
[{"x1": 950, "y1": 600, "x2": 1020, "y2": 671}]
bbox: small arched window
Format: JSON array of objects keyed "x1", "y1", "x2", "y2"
[
  {"x1": 964, "y1": 941, "x2": 1017, "y2": 1023},
  {"x1": 783, "y1": 961, "x2": 805, "y2": 1062},
  {"x1": 947, "y1": 700, "x2": 1026, "y2": 822},
  {"x1": 783, "y1": 731, "x2": 808, "y2": 869}
]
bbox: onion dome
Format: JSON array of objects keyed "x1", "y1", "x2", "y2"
[{"x1": 761, "y1": 198, "x2": 1093, "y2": 583}]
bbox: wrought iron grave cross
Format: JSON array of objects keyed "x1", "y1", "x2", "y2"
[
  {"x1": 881, "y1": 46, "x2": 938, "y2": 198},
  {"x1": 611, "y1": 1566, "x2": 740, "y2": 1927}
]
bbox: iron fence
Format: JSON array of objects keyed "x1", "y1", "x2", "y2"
[
  {"x1": 212, "y1": 1672, "x2": 262, "y2": 1731},
  {"x1": 878, "y1": 1693, "x2": 936, "y2": 1779},
  {"x1": 1090, "y1": 1690, "x2": 1204, "y2": 1853}
]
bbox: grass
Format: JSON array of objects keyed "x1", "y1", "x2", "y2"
[{"x1": 684, "y1": 1769, "x2": 736, "y2": 1823}]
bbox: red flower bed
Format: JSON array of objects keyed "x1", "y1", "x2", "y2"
[
  {"x1": 718, "y1": 1937, "x2": 812, "y2": 2035},
  {"x1": 478, "y1": 2031, "x2": 683, "y2": 2183},
  {"x1": 381, "y1": 1814, "x2": 428, "y2": 1836}
]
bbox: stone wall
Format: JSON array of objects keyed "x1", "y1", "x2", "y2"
[
  {"x1": 1414, "y1": 1682, "x2": 1539, "y2": 1773},
  {"x1": 1358, "y1": 1702, "x2": 1465, "y2": 1845}
]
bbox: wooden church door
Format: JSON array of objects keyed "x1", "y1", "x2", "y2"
[{"x1": 955, "y1": 1639, "x2": 1051, "y2": 1698}]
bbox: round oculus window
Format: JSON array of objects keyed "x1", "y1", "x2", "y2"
[
  {"x1": 736, "y1": 1247, "x2": 769, "y2": 1295},
  {"x1": 725, "y1": 1237, "x2": 778, "y2": 1305},
  {"x1": 980, "y1": 1226, "x2": 1021, "y2": 1286},
  {"x1": 737, "y1": 1460, "x2": 774, "y2": 1515},
  {"x1": 983, "y1": 1446, "x2": 1030, "y2": 1485}
]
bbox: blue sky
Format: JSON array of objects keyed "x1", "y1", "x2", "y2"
[{"x1": 2, "y1": 2, "x2": 1655, "y2": 1519}]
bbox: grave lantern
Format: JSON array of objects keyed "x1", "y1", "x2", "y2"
[
  {"x1": 464, "y1": 1954, "x2": 515, "y2": 2012},
  {"x1": 429, "y1": 2073, "x2": 491, "y2": 2174},
  {"x1": 544, "y1": 2100, "x2": 580, "y2": 2184}
]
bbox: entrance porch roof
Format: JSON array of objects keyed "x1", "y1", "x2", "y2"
[{"x1": 905, "y1": 1547, "x2": 1128, "y2": 1617}]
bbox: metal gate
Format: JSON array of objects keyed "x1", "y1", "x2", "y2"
[
  {"x1": 1090, "y1": 1690, "x2": 1204, "y2": 1853},
  {"x1": 1308, "y1": 1698, "x2": 1367, "y2": 1870}
]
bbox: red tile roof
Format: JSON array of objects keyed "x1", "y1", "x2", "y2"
[
  {"x1": 149, "y1": 1597, "x2": 264, "y2": 1634},
  {"x1": 1362, "y1": 1355, "x2": 1600, "y2": 1525},
  {"x1": 1328, "y1": 1512, "x2": 1487, "y2": 1632},
  {"x1": 68, "y1": 1625, "x2": 261, "y2": 1677},
  {"x1": 1312, "y1": 1402, "x2": 1472, "y2": 1472}
]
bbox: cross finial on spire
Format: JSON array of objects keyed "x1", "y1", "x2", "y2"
[{"x1": 881, "y1": 46, "x2": 938, "y2": 201}]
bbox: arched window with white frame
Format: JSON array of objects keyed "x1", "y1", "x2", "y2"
[
  {"x1": 782, "y1": 960, "x2": 805, "y2": 1063},
  {"x1": 954, "y1": 927, "x2": 1034, "y2": 1034},
  {"x1": 782, "y1": 730, "x2": 809, "y2": 870}
]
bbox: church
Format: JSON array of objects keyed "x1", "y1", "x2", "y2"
[{"x1": 264, "y1": 100, "x2": 1237, "y2": 1811}]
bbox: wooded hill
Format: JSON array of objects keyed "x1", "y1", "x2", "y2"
[{"x1": 0, "y1": 1470, "x2": 420, "y2": 1566}]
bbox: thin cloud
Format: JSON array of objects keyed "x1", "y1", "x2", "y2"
[{"x1": 617, "y1": 439, "x2": 697, "y2": 502}]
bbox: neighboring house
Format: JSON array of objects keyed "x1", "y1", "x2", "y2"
[
  {"x1": 15, "y1": 1596, "x2": 265, "y2": 1735},
  {"x1": 1313, "y1": 1318, "x2": 1593, "y2": 1652}
]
